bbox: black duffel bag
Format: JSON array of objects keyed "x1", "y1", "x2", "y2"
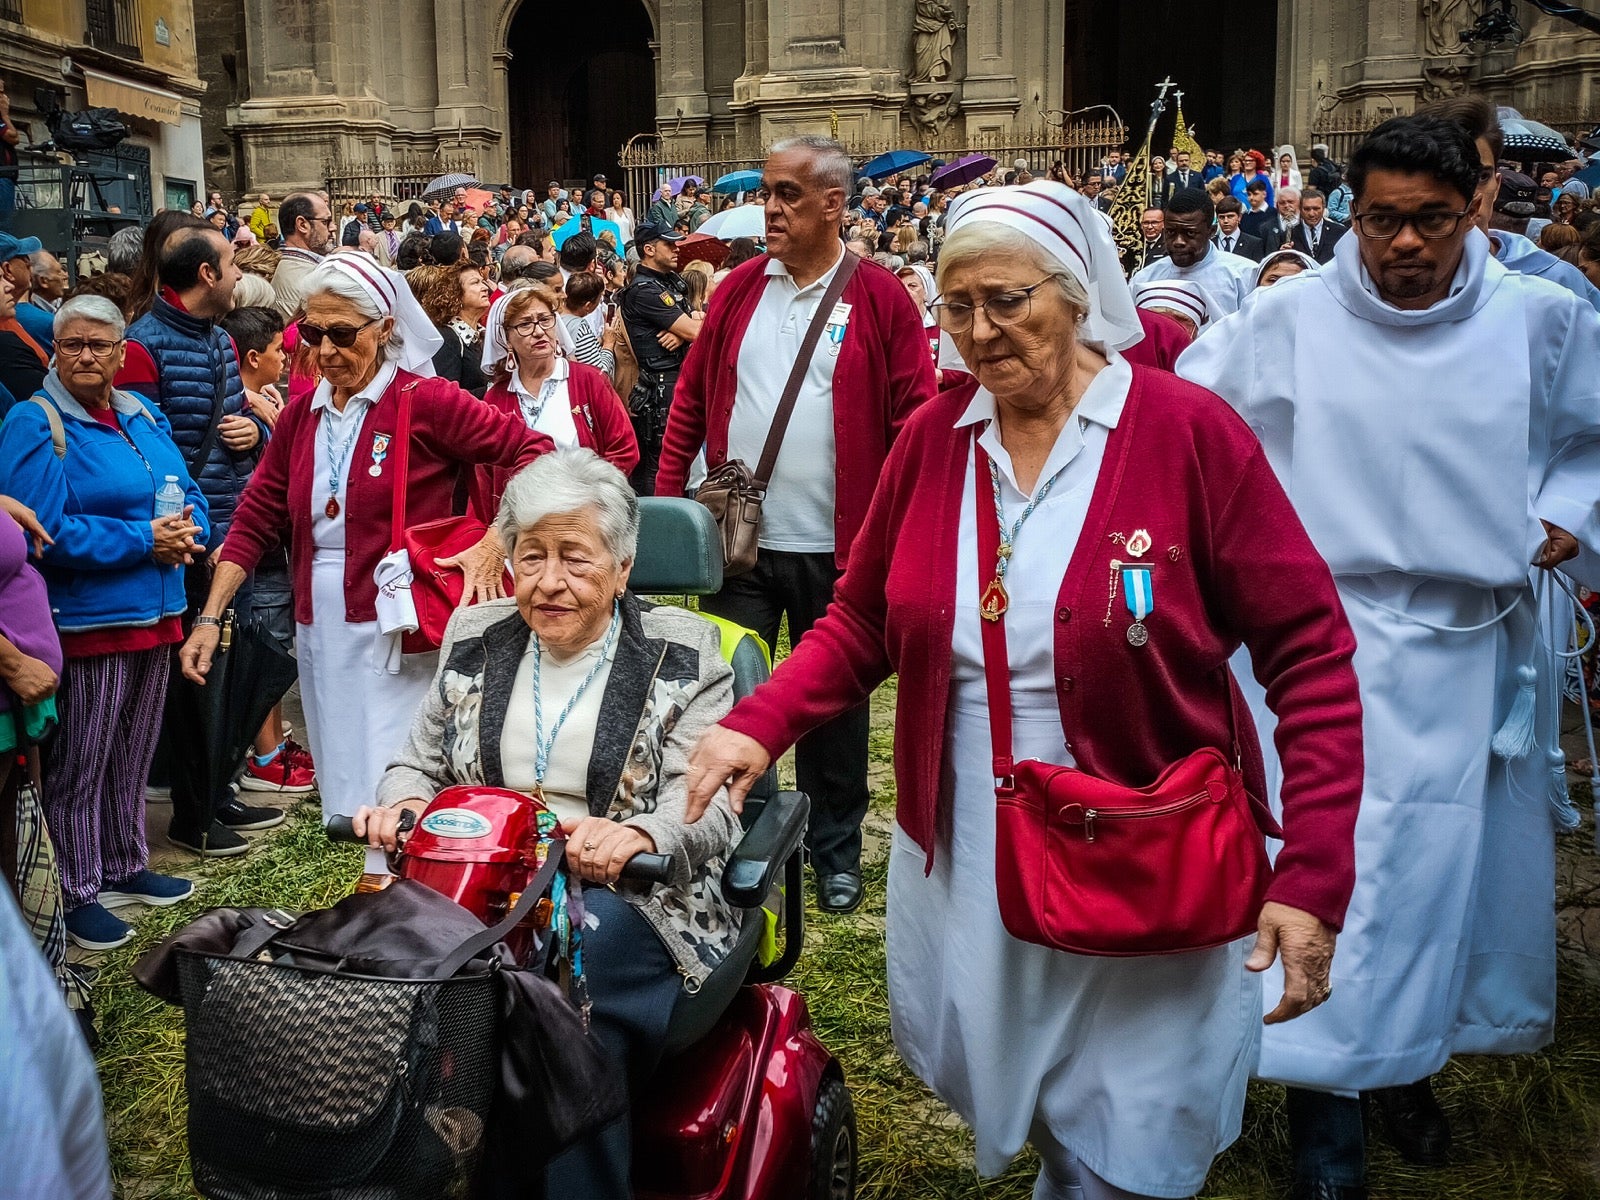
[{"x1": 134, "y1": 859, "x2": 625, "y2": 1200}]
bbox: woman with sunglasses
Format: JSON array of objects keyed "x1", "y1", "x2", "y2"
[
  {"x1": 178, "y1": 257, "x2": 552, "y2": 882},
  {"x1": 0, "y1": 295, "x2": 206, "y2": 950},
  {"x1": 469, "y1": 283, "x2": 637, "y2": 528}
]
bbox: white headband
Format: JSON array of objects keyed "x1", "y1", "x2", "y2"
[
  {"x1": 310, "y1": 254, "x2": 442, "y2": 376},
  {"x1": 942, "y1": 179, "x2": 1143, "y2": 353},
  {"x1": 1132, "y1": 279, "x2": 1211, "y2": 328},
  {"x1": 480, "y1": 283, "x2": 573, "y2": 375}
]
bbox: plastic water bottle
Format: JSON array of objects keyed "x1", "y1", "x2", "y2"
[{"x1": 154, "y1": 475, "x2": 185, "y2": 519}]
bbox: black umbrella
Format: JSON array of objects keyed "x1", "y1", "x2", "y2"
[
  {"x1": 167, "y1": 610, "x2": 299, "y2": 846},
  {"x1": 1496, "y1": 107, "x2": 1575, "y2": 166}
]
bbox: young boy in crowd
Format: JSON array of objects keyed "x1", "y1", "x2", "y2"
[{"x1": 217, "y1": 306, "x2": 316, "y2": 795}]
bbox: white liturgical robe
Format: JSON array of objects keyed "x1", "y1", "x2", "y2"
[
  {"x1": 1178, "y1": 229, "x2": 1600, "y2": 1091},
  {"x1": 1130, "y1": 241, "x2": 1257, "y2": 317}
]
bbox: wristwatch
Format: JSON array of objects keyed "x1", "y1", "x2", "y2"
[{"x1": 193, "y1": 614, "x2": 223, "y2": 630}]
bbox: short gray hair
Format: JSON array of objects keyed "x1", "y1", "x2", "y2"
[
  {"x1": 107, "y1": 226, "x2": 144, "y2": 274},
  {"x1": 497, "y1": 449, "x2": 639, "y2": 564},
  {"x1": 770, "y1": 135, "x2": 853, "y2": 195},
  {"x1": 935, "y1": 221, "x2": 1092, "y2": 314},
  {"x1": 54, "y1": 294, "x2": 126, "y2": 339}
]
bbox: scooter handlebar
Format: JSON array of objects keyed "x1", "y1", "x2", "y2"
[
  {"x1": 617, "y1": 851, "x2": 673, "y2": 886},
  {"x1": 325, "y1": 810, "x2": 416, "y2": 843}
]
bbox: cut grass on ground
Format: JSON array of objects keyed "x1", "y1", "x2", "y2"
[{"x1": 96, "y1": 682, "x2": 1600, "y2": 1198}]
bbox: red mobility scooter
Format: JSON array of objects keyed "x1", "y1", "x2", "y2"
[{"x1": 332, "y1": 498, "x2": 856, "y2": 1200}]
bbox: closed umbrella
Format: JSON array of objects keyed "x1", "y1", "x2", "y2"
[
  {"x1": 861, "y1": 149, "x2": 931, "y2": 180},
  {"x1": 712, "y1": 170, "x2": 763, "y2": 196},
  {"x1": 696, "y1": 205, "x2": 766, "y2": 241},
  {"x1": 168, "y1": 611, "x2": 299, "y2": 847},
  {"x1": 421, "y1": 171, "x2": 481, "y2": 201},
  {"x1": 929, "y1": 154, "x2": 998, "y2": 190}
]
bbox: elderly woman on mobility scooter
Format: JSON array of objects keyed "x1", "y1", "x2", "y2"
[{"x1": 354, "y1": 448, "x2": 744, "y2": 1197}]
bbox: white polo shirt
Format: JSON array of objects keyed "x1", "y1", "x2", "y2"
[{"x1": 725, "y1": 247, "x2": 847, "y2": 553}]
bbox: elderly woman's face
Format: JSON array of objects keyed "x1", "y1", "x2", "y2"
[
  {"x1": 507, "y1": 298, "x2": 557, "y2": 367},
  {"x1": 512, "y1": 507, "x2": 632, "y2": 656},
  {"x1": 303, "y1": 292, "x2": 392, "y2": 390},
  {"x1": 898, "y1": 271, "x2": 928, "y2": 309},
  {"x1": 55, "y1": 316, "x2": 126, "y2": 404},
  {"x1": 939, "y1": 246, "x2": 1081, "y2": 402}
]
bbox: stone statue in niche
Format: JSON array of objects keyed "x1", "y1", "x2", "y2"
[
  {"x1": 907, "y1": 87, "x2": 961, "y2": 140},
  {"x1": 911, "y1": 0, "x2": 963, "y2": 84}
]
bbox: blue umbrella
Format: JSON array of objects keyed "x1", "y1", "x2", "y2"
[
  {"x1": 712, "y1": 169, "x2": 763, "y2": 195},
  {"x1": 551, "y1": 214, "x2": 621, "y2": 249},
  {"x1": 861, "y1": 149, "x2": 931, "y2": 180}
]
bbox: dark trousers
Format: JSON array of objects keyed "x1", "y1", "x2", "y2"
[
  {"x1": 1286, "y1": 1087, "x2": 1365, "y2": 1187},
  {"x1": 699, "y1": 548, "x2": 870, "y2": 876},
  {"x1": 627, "y1": 368, "x2": 678, "y2": 497}
]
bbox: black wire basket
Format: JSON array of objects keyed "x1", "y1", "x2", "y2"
[{"x1": 175, "y1": 951, "x2": 499, "y2": 1200}]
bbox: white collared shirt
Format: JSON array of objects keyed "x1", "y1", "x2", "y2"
[
  {"x1": 310, "y1": 360, "x2": 397, "y2": 550},
  {"x1": 726, "y1": 246, "x2": 848, "y2": 553},
  {"x1": 511, "y1": 356, "x2": 580, "y2": 449}
]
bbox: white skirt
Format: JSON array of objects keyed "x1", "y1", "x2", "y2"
[
  {"x1": 886, "y1": 696, "x2": 1261, "y2": 1199},
  {"x1": 298, "y1": 549, "x2": 437, "y2": 872}
]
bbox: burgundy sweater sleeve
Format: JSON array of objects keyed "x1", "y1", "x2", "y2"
[
  {"x1": 655, "y1": 326, "x2": 714, "y2": 498},
  {"x1": 719, "y1": 422, "x2": 910, "y2": 757},
  {"x1": 1208, "y1": 442, "x2": 1363, "y2": 929},
  {"x1": 420, "y1": 378, "x2": 553, "y2": 470},
  {"x1": 579, "y1": 370, "x2": 641, "y2": 475},
  {"x1": 874, "y1": 274, "x2": 938, "y2": 438},
  {"x1": 219, "y1": 398, "x2": 299, "y2": 573}
]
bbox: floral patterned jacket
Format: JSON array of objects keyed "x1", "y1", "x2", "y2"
[{"x1": 377, "y1": 594, "x2": 743, "y2": 984}]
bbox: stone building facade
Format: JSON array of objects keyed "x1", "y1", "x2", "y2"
[{"x1": 191, "y1": 0, "x2": 1597, "y2": 200}]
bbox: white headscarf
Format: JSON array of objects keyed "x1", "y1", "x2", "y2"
[
  {"x1": 897, "y1": 263, "x2": 939, "y2": 328},
  {"x1": 308, "y1": 254, "x2": 442, "y2": 377},
  {"x1": 1131, "y1": 279, "x2": 1212, "y2": 329},
  {"x1": 940, "y1": 179, "x2": 1143, "y2": 353},
  {"x1": 480, "y1": 282, "x2": 575, "y2": 376},
  {"x1": 1253, "y1": 248, "x2": 1319, "y2": 289}
]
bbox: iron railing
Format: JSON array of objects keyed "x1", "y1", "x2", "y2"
[
  {"x1": 322, "y1": 151, "x2": 481, "y2": 207},
  {"x1": 618, "y1": 119, "x2": 1128, "y2": 211},
  {"x1": 0, "y1": 0, "x2": 24, "y2": 24},
  {"x1": 1312, "y1": 102, "x2": 1597, "y2": 166},
  {"x1": 85, "y1": 0, "x2": 142, "y2": 60}
]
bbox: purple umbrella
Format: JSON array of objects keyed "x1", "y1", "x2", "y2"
[
  {"x1": 928, "y1": 154, "x2": 998, "y2": 190},
  {"x1": 666, "y1": 174, "x2": 704, "y2": 196}
]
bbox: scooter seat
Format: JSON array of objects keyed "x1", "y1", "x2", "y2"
[{"x1": 660, "y1": 907, "x2": 766, "y2": 1056}]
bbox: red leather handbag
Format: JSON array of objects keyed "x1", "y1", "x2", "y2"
[
  {"x1": 973, "y1": 439, "x2": 1276, "y2": 957},
  {"x1": 389, "y1": 382, "x2": 512, "y2": 654}
]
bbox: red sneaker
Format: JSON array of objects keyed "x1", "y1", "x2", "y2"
[
  {"x1": 282, "y1": 737, "x2": 316, "y2": 772},
  {"x1": 240, "y1": 748, "x2": 316, "y2": 794}
]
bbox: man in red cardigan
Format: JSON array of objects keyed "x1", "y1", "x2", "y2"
[{"x1": 657, "y1": 135, "x2": 937, "y2": 912}]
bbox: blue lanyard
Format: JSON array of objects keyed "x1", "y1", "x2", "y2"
[
  {"x1": 531, "y1": 601, "x2": 621, "y2": 784},
  {"x1": 986, "y1": 441, "x2": 1068, "y2": 587},
  {"x1": 321, "y1": 401, "x2": 367, "y2": 499},
  {"x1": 518, "y1": 374, "x2": 560, "y2": 429}
]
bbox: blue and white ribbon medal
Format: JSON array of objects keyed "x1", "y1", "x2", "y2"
[{"x1": 1123, "y1": 565, "x2": 1153, "y2": 646}]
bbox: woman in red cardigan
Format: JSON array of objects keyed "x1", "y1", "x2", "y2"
[
  {"x1": 178, "y1": 255, "x2": 550, "y2": 878},
  {"x1": 685, "y1": 182, "x2": 1365, "y2": 1200},
  {"x1": 468, "y1": 283, "x2": 638, "y2": 526}
]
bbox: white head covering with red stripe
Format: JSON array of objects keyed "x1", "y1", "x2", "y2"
[
  {"x1": 941, "y1": 179, "x2": 1143, "y2": 353},
  {"x1": 1131, "y1": 279, "x2": 1212, "y2": 329},
  {"x1": 308, "y1": 252, "x2": 443, "y2": 376}
]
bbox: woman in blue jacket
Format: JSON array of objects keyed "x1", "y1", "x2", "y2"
[{"x1": 0, "y1": 295, "x2": 207, "y2": 951}]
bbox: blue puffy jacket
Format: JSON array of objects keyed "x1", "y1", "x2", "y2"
[
  {"x1": 0, "y1": 374, "x2": 209, "y2": 634},
  {"x1": 123, "y1": 295, "x2": 257, "y2": 546}
]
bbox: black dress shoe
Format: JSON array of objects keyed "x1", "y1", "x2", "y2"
[
  {"x1": 1364, "y1": 1078, "x2": 1450, "y2": 1166},
  {"x1": 816, "y1": 871, "x2": 864, "y2": 914},
  {"x1": 1290, "y1": 1180, "x2": 1368, "y2": 1200}
]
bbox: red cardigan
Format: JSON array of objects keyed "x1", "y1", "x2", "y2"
[
  {"x1": 722, "y1": 367, "x2": 1365, "y2": 929},
  {"x1": 655, "y1": 252, "x2": 937, "y2": 568},
  {"x1": 469, "y1": 360, "x2": 640, "y2": 522},
  {"x1": 1122, "y1": 308, "x2": 1194, "y2": 372},
  {"x1": 219, "y1": 369, "x2": 550, "y2": 625}
]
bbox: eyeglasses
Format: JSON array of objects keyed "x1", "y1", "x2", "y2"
[
  {"x1": 929, "y1": 276, "x2": 1062, "y2": 333},
  {"x1": 508, "y1": 314, "x2": 557, "y2": 337},
  {"x1": 299, "y1": 317, "x2": 378, "y2": 348},
  {"x1": 56, "y1": 336, "x2": 124, "y2": 360},
  {"x1": 309, "y1": 213, "x2": 333, "y2": 227},
  {"x1": 1351, "y1": 209, "x2": 1470, "y2": 240}
]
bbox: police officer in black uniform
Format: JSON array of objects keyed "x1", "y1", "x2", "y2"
[{"x1": 619, "y1": 221, "x2": 702, "y2": 495}]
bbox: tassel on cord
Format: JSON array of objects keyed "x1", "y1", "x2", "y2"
[
  {"x1": 1492, "y1": 663, "x2": 1539, "y2": 760},
  {"x1": 1549, "y1": 745, "x2": 1581, "y2": 830}
]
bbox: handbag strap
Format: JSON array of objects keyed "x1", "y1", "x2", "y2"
[
  {"x1": 433, "y1": 840, "x2": 566, "y2": 979},
  {"x1": 752, "y1": 251, "x2": 860, "y2": 486},
  {"x1": 971, "y1": 435, "x2": 1241, "y2": 782},
  {"x1": 388, "y1": 381, "x2": 416, "y2": 553}
]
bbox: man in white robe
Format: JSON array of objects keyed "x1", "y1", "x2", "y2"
[
  {"x1": 1178, "y1": 114, "x2": 1600, "y2": 1200},
  {"x1": 1129, "y1": 187, "x2": 1256, "y2": 316}
]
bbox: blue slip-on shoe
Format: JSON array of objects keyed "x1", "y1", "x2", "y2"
[
  {"x1": 99, "y1": 869, "x2": 195, "y2": 909},
  {"x1": 65, "y1": 902, "x2": 133, "y2": 950}
]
